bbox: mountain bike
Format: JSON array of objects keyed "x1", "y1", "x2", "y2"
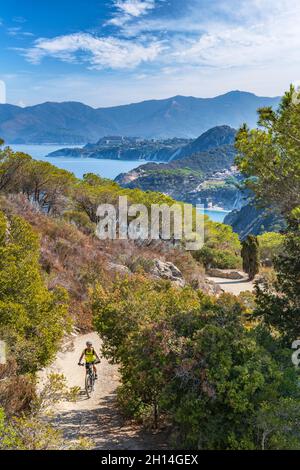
[{"x1": 78, "y1": 362, "x2": 98, "y2": 398}]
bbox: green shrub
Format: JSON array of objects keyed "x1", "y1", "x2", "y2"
[
  {"x1": 93, "y1": 276, "x2": 300, "y2": 449},
  {"x1": 63, "y1": 210, "x2": 95, "y2": 234},
  {"x1": 257, "y1": 232, "x2": 285, "y2": 265},
  {"x1": 125, "y1": 256, "x2": 155, "y2": 274},
  {"x1": 194, "y1": 246, "x2": 242, "y2": 269},
  {"x1": 0, "y1": 211, "x2": 71, "y2": 373}
]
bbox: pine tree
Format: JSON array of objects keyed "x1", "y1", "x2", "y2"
[{"x1": 255, "y1": 216, "x2": 300, "y2": 342}]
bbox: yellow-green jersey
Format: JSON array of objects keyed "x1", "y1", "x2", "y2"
[{"x1": 84, "y1": 347, "x2": 97, "y2": 363}]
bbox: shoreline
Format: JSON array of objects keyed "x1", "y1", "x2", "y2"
[{"x1": 198, "y1": 207, "x2": 231, "y2": 214}]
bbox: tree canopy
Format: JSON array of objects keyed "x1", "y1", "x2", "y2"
[
  {"x1": 93, "y1": 276, "x2": 300, "y2": 449},
  {"x1": 0, "y1": 211, "x2": 70, "y2": 373},
  {"x1": 236, "y1": 85, "x2": 300, "y2": 219}
]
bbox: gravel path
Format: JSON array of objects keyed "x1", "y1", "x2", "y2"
[
  {"x1": 39, "y1": 332, "x2": 168, "y2": 450},
  {"x1": 207, "y1": 273, "x2": 254, "y2": 295}
]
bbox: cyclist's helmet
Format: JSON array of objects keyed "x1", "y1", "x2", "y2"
[{"x1": 86, "y1": 341, "x2": 93, "y2": 347}]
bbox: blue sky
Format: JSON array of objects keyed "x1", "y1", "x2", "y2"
[{"x1": 1, "y1": 0, "x2": 300, "y2": 107}]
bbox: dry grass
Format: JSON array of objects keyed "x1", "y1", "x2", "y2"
[{"x1": 0, "y1": 360, "x2": 35, "y2": 417}]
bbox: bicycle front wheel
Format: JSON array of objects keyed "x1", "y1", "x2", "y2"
[{"x1": 85, "y1": 374, "x2": 92, "y2": 398}]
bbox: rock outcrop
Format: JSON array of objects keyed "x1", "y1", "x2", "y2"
[
  {"x1": 207, "y1": 269, "x2": 244, "y2": 280},
  {"x1": 150, "y1": 259, "x2": 186, "y2": 287}
]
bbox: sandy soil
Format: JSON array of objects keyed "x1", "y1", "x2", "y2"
[
  {"x1": 207, "y1": 273, "x2": 254, "y2": 295},
  {"x1": 39, "y1": 332, "x2": 168, "y2": 450}
]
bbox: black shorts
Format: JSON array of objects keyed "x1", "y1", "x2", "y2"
[{"x1": 85, "y1": 361, "x2": 96, "y2": 368}]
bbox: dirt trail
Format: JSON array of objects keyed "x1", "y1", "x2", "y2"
[
  {"x1": 207, "y1": 273, "x2": 254, "y2": 295},
  {"x1": 39, "y1": 332, "x2": 167, "y2": 450},
  {"x1": 39, "y1": 277, "x2": 253, "y2": 448}
]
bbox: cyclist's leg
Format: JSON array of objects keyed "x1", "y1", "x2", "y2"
[{"x1": 93, "y1": 362, "x2": 98, "y2": 379}]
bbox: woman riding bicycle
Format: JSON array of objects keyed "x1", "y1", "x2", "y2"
[{"x1": 78, "y1": 341, "x2": 100, "y2": 379}]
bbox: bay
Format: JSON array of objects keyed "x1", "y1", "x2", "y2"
[
  {"x1": 9, "y1": 144, "x2": 232, "y2": 223},
  {"x1": 199, "y1": 208, "x2": 230, "y2": 223},
  {"x1": 9, "y1": 144, "x2": 146, "y2": 180}
]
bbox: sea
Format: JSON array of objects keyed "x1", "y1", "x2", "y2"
[{"x1": 9, "y1": 144, "x2": 231, "y2": 223}]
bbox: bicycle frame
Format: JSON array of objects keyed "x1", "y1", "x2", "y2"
[{"x1": 85, "y1": 363, "x2": 95, "y2": 398}]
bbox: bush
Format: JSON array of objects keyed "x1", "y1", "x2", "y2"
[
  {"x1": 117, "y1": 384, "x2": 154, "y2": 427},
  {"x1": 0, "y1": 211, "x2": 71, "y2": 373},
  {"x1": 194, "y1": 246, "x2": 242, "y2": 269},
  {"x1": 0, "y1": 360, "x2": 35, "y2": 417},
  {"x1": 0, "y1": 374, "x2": 89, "y2": 450},
  {"x1": 193, "y1": 218, "x2": 242, "y2": 269},
  {"x1": 124, "y1": 256, "x2": 155, "y2": 274},
  {"x1": 63, "y1": 210, "x2": 95, "y2": 234},
  {"x1": 93, "y1": 277, "x2": 300, "y2": 448},
  {"x1": 257, "y1": 232, "x2": 285, "y2": 266}
]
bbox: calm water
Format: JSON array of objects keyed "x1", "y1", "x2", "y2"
[
  {"x1": 199, "y1": 209, "x2": 230, "y2": 223},
  {"x1": 9, "y1": 144, "x2": 231, "y2": 223},
  {"x1": 9, "y1": 144, "x2": 145, "y2": 180}
]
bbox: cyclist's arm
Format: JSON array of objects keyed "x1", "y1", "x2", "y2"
[
  {"x1": 78, "y1": 350, "x2": 85, "y2": 364},
  {"x1": 95, "y1": 351, "x2": 101, "y2": 362}
]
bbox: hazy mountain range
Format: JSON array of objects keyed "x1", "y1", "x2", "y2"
[{"x1": 0, "y1": 91, "x2": 280, "y2": 144}]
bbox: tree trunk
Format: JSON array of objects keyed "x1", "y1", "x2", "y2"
[{"x1": 153, "y1": 400, "x2": 159, "y2": 429}]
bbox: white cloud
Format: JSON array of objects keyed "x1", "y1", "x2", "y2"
[
  {"x1": 115, "y1": 0, "x2": 155, "y2": 17},
  {"x1": 21, "y1": 0, "x2": 300, "y2": 74},
  {"x1": 171, "y1": 2, "x2": 300, "y2": 69},
  {"x1": 108, "y1": 0, "x2": 156, "y2": 26},
  {"x1": 24, "y1": 32, "x2": 162, "y2": 69},
  {"x1": 115, "y1": 0, "x2": 300, "y2": 70},
  {"x1": 15, "y1": 0, "x2": 300, "y2": 103},
  {"x1": 7, "y1": 26, "x2": 34, "y2": 37}
]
